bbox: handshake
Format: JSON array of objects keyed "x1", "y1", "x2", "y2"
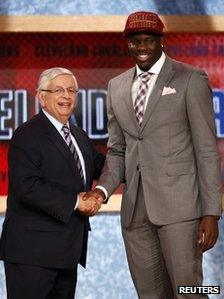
[{"x1": 76, "y1": 189, "x2": 105, "y2": 216}]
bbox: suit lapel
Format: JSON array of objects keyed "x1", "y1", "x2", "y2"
[
  {"x1": 121, "y1": 68, "x2": 141, "y2": 133},
  {"x1": 70, "y1": 125, "x2": 91, "y2": 189},
  {"x1": 140, "y1": 57, "x2": 175, "y2": 132},
  {"x1": 38, "y1": 111, "x2": 83, "y2": 183}
]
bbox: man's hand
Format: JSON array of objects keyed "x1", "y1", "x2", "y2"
[
  {"x1": 76, "y1": 192, "x2": 101, "y2": 216},
  {"x1": 197, "y1": 216, "x2": 219, "y2": 254},
  {"x1": 83, "y1": 189, "x2": 105, "y2": 206}
]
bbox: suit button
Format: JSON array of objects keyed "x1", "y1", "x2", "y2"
[{"x1": 138, "y1": 137, "x2": 143, "y2": 140}]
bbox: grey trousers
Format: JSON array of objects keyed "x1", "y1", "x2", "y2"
[{"x1": 122, "y1": 182, "x2": 207, "y2": 299}]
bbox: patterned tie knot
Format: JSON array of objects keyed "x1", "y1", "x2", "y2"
[
  {"x1": 139, "y1": 72, "x2": 151, "y2": 83},
  {"x1": 62, "y1": 124, "x2": 70, "y2": 136}
]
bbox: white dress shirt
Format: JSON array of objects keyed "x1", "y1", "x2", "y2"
[{"x1": 132, "y1": 51, "x2": 166, "y2": 112}]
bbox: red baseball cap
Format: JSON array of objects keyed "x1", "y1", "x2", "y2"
[{"x1": 123, "y1": 11, "x2": 165, "y2": 37}]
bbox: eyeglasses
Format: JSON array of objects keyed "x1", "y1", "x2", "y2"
[{"x1": 41, "y1": 87, "x2": 79, "y2": 96}]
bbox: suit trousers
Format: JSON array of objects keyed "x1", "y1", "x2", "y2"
[
  {"x1": 4, "y1": 262, "x2": 77, "y2": 299},
  {"x1": 122, "y1": 179, "x2": 207, "y2": 299}
]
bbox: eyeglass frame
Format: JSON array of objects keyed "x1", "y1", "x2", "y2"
[{"x1": 40, "y1": 87, "x2": 79, "y2": 96}]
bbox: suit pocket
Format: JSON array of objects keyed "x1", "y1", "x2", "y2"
[{"x1": 167, "y1": 161, "x2": 195, "y2": 176}]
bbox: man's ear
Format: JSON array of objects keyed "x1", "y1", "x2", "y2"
[{"x1": 37, "y1": 91, "x2": 45, "y2": 108}]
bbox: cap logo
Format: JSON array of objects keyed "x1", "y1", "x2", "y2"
[
  {"x1": 129, "y1": 13, "x2": 157, "y2": 24},
  {"x1": 129, "y1": 19, "x2": 158, "y2": 30},
  {"x1": 124, "y1": 11, "x2": 165, "y2": 37}
]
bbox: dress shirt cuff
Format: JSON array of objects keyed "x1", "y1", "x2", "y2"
[
  {"x1": 74, "y1": 196, "x2": 79, "y2": 210},
  {"x1": 95, "y1": 185, "x2": 108, "y2": 203}
]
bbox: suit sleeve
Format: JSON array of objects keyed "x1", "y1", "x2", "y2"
[
  {"x1": 8, "y1": 129, "x2": 77, "y2": 223},
  {"x1": 97, "y1": 80, "x2": 126, "y2": 197},
  {"x1": 186, "y1": 69, "x2": 222, "y2": 216}
]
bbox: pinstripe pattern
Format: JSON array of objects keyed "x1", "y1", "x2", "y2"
[{"x1": 62, "y1": 124, "x2": 85, "y2": 186}]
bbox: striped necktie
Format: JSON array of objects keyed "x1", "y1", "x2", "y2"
[
  {"x1": 134, "y1": 72, "x2": 151, "y2": 125},
  {"x1": 61, "y1": 124, "x2": 85, "y2": 187}
]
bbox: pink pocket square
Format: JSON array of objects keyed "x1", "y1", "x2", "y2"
[{"x1": 162, "y1": 86, "x2": 176, "y2": 96}]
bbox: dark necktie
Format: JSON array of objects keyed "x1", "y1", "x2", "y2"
[
  {"x1": 134, "y1": 72, "x2": 152, "y2": 125},
  {"x1": 61, "y1": 124, "x2": 85, "y2": 187}
]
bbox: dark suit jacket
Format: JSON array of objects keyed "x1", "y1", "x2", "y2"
[{"x1": 0, "y1": 110, "x2": 105, "y2": 269}]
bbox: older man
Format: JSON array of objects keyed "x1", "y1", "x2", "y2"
[
  {"x1": 0, "y1": 67, "x2": 104, "y2": 299},
  {"x1": 86, "y1": 11, "x2": 221, "y2": 298}
]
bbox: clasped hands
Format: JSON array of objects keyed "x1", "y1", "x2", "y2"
[{"x1": 77, "y1": 189, "x2": 105, "y2": 216}]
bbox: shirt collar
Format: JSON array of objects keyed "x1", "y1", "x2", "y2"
[
  {"x1": 42, "y1": 109, "x2": 69, "y2": 132},
  {"x1": 135, "y1": 51, "x2": 166, "y2": 76}
]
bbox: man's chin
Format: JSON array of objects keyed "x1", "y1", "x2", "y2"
[{"x1": 136, "y1": 61, "x2": 151, "y2": 71}]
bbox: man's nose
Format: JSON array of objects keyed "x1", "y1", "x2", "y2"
[
  {"x1": 137, "y1": 41, "x2": 148, "y2": 49},
  {"x1": 63, "y1": 88, "x2": 70, "y2": 97}
]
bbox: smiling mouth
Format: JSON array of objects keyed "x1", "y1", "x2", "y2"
[
  {"x1": 58, "y1": 102, "x2": 71, "y2": 107},
  {"x1": 137, "y1": 54, "x2": 150, "y2": 62}
]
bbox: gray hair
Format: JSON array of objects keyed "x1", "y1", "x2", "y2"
[{"x1": 37, "y1": 67, "x2": 78, "y2": 91}]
